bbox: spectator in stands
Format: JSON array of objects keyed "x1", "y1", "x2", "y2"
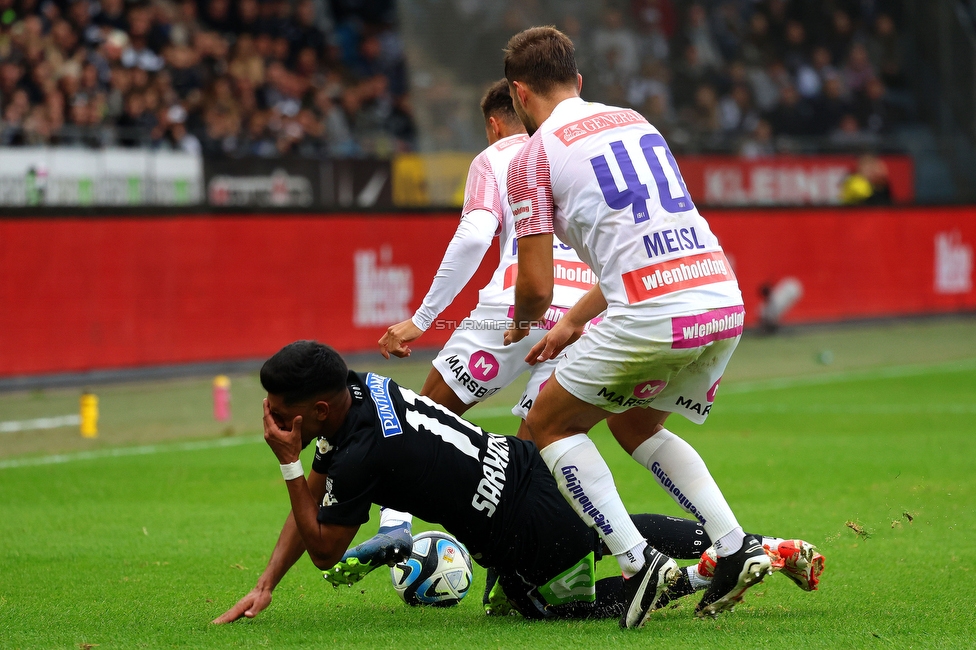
[
  {"x1": 679, "y1": 2, "x2": 723, "y2": 72},
  {"x1": 868, "y1": 13, "x2": 903, "y2": 89},
  {"x1": 854, "y1": 77, "x2": 894, "y2": 136},
  {"x1": 719, "y1": 82, "x2": 759, "y2": 137},
  {"x1": 592, "y1": 7, "x2": 640, "y2": 80},
  {"x1": 825, "y1": 9, "x2": 856, "y2": 66},
  {"x1": 765, "y1": 83, "x2": 815, "y2": 139},
  {"x1": 840, "y1": 154, "x2": 892, "y2": 204},
  {"x1": 235, "y1": 0, "x2": 262, "y2": 37},
  {"x1": 628, "y1": 59, "x2": 672, "y2": 117},
  {"x1": 681, "y1": 83, "x2": 722, "y2": 146},
  {"x1": 202, "y1": 0, "x2": 235, "y2": 38},
  {"x1": 740, "y1": 118, "x2": 775, "y2": 159},
  {"x1": 117, "y1": 91, "x2": 156, "y2": 147},
  {"x1": 631, "y1": 0, "x2": 673, "y2": 62},
  {"x1": 670, "y1": 42, "x2": 724, "y2": 113},
  {"x1": 829, "y1": 113, "x2": 878, "y2": 150},
  {"x1": 741, "y1": 10, "x2": 776, "y2": 68},
  {"x1": 843, "y1": 42, "x2": 875, "y2": 95},
  {"x1": 812, "y1": 75, "x2": 852, "y2": 136},
  {"x1": 163, "y1": 104, "x2": 200, "y2": 154}
]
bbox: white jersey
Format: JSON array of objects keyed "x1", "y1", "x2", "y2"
[
  {"x1": 463, "y1": 133, "x2": 594, "y2": 315},
  {"x1": 508, "y1": 97, "x2": 742, "y2": 317}
]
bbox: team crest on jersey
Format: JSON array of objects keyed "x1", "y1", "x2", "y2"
[
  {"x1": 365, "y1": 372, "x2": 403, "y2": 437},
  {"x1": 316, "y1": 437, "x2": 334, "y2": 455}
]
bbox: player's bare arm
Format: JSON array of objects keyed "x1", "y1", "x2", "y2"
[
  {"x1": 262, "y1": 400, "x2": 359, "y2": 569},
  {"x1": 505, "y1": 233, "x2": 554, "y2": 345},
  {"x1": 525, "y1": 284, "x2": 608, "y2": 364},
  {"x1": 212, "y1": 508, "x2": 308, "y2": 623},
  {"x1": 378, "y1": 319, "x2": 424, "y2": 359}
]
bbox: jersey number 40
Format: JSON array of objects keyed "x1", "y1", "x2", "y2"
[{"x1": 589, "y1": 133, "x2": 694, "y2": 221}]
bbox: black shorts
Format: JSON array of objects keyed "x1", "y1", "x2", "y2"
[{"x1": 490, "y1": 454, "x2": 602, "y2": 618}]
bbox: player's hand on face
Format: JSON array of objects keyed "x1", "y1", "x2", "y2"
[
  {"x1": 212, "y1": 587, "x2": 272, "y2": 624},
  {"x1": 525, "y1": 318, "x2": 581, "y2": 365},
  {"x1": 503, "y1": 321, "x2": 529, "y2": 346},
  {"x1": 263, "y1": 398, "x2": 302, "y2": 464},
  {"x1": 378, "y1": 319, "x2": 423, "y2": 359}
]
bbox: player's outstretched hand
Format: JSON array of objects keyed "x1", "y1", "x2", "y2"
[
  {"x1": 378, "y1": 319, "x2": 423, "y2": 359},
  {"x1": 212, "y1": 587, "x2": 272, "y2": 624},
  {"x1": 525, "y1": 318, "x2": 581, "y2": 365},
  {"x1": 263, "y1": 398, "x2": 302, "y2": 464}
]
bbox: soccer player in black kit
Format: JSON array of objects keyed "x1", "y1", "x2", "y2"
[{"x1": 213, "y1": 341, "x2": 823, "y2": 625}]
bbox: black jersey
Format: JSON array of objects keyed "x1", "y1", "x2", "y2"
[{"x1": 311, "y1": 371, "x2": 544, "y2": 569}]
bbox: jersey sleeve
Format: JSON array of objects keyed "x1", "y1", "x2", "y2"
[
  {"x1": 315, "y1": 451, "x2": 377, "y2": 527},
  {"x1": 461, "y1": 151, "x2": 503, "y2": 231},
  {"x1": 507, "y1": 133, "x2": 555, "y2": 239},
  {"x1": 411, "y1": 209, "x2": 497, "y2": 331}
]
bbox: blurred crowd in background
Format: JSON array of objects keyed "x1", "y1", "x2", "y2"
[
  {"x1": 0, "y1": 0, "x2": 415, "y2": 157},
  {"x1": 0, "y1": 0, "x2": 914, "y2": 158},
  {"x1": 409, "y1": 0, "x2": 914, "y2": 155}
]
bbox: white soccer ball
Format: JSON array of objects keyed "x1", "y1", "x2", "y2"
[{"x1": 390, "y1": 531, "x2": 473, "y2": 606}]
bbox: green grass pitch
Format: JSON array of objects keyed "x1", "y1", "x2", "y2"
[{"x1": 1, "y1": 318, "x2": 975, "y2": 648}]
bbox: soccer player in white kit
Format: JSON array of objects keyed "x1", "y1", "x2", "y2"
[
  {"x1": 500, "y1": 27, "x2": 771, "y2": 628},
  {"x1": 378, "y1": 79, "x2": 596, "y2": 430},
  {"x1": 346, "y1": 80, "x2": 600, "y2": 583}
]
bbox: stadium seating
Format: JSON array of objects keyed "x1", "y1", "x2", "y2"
[{"x1": 0, "y1": 0, "x2": 415, "y2": 156}]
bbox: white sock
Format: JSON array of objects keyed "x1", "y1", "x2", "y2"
[
  {"x1": 687, "y1": 565, "x2": 710, "y2": 591},
  {"x1": 631, "y1": 429, "x2": 742, "y2": 556},
  {"x1": 539, "y1": 434, "x2": 647, "y2": 577},
  {"x1": 379, "y1": 507, "x2": 412, "y2": 529},
  {"x1": 618, "y1": 540, "x2": 649, "y2": 577},
  {"x1": 714, "y1": 527, "x2": 745, "y2": 556}
]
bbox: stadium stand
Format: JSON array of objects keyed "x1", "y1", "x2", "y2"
[
  {"x1": 402, "y1": 0, "x2": 914, "y2": 156},
  {"x1": 0, "y1": 0, "x2": 415, "y2": 156}
]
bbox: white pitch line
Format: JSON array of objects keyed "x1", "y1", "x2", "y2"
[
  {"x1": 0, "y1": 414, "x2": 81, "y2": 433},
  {"x1": 0, "y1": 435, "x2": 263, "y2": 470},
  {"x1": 5, "y1": 358, "x2": 975, "y2": 469}
]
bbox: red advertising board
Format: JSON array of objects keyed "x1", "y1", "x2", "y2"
[
  {"x1": 707, "y1": 206, "x2": 975, "y2": 324},
  {"x1": 0, "y1": 206, "x2": 973, "y2": 378},
  {"x1": 0, "y1": 214, "x2": 494, "y2": 377},
  {"x1": 677, "y1": 155, "x2": 914, "y2": 206}
]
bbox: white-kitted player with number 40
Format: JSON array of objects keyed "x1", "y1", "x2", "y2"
[{"x1": 500, "y1": 26, "x2": 771, "y2": 629}]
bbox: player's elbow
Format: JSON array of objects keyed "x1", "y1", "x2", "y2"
[
  {"x1": 516, "y1": 272, "x2": 550, "y2": 299},
  {"x1": 521, "y1": 284, "x2": 553, "y2": 311}
]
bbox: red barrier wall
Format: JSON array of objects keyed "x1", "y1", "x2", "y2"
[
  {"x1": 1, "y1": 207, "x2": 974, "y2": 377},
  {"x1": 707, "y1": 206, "x2": 975, "y2": 323},
  {"x1": 0, "y1": 214, "x2": 495, "y2": 377}
]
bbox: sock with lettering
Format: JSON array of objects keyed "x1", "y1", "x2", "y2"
[
  {"x1": 631, "y1": 429, "x2": 742, "y2": 557},
  {"x1": 539, "y1": 434, "x2": 648, "y2": 577}
]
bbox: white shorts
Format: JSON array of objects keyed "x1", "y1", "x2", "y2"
[
  {"x1": 431, "y1": 304, "x2": 564, "y2": 417},
  {"x1": 554, "y1": 305, "x2": 745, "y2": 423}
]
